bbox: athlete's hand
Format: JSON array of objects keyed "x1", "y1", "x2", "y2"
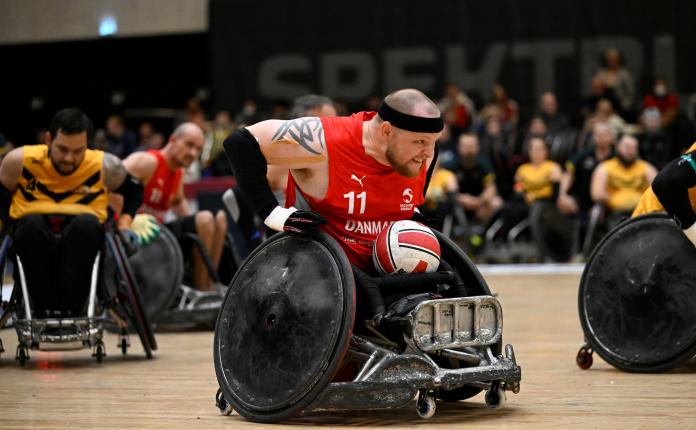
[
  {"x1": 119, "y1": 228, "x2": 141, "y2": 256},
  {"x1": 264, "y1": 206, "x2": 328, "y2": 234}
]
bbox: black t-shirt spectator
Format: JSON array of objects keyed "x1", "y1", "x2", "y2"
[
  {"x1": 453, "y1": 155, "x2": 496, "y2": 197},
  {"x1": 566, "y1": 145, "x2": 614, "y2": 212}
]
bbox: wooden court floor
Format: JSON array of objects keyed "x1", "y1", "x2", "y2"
[{"x1": 1, "y1": 273, "x2": 695, "y2": 429}]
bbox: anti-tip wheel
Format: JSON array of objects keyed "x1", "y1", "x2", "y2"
[
  {"x1": 416, "y1": 389, "x2": 436, "y2": 419},
  {"x1": 485, "y1": 384, "x2": 506, "y2": 409},
  {"x1": 216, "y1": 389, "x2": 234, "y2": 416},
  {"x1": 576, "y1": 347, "x2": 593, "y2": 370}
]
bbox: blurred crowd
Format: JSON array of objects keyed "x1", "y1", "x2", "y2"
[{"x1": 3, "y1": 47, "x2": 696, "y2": 262}]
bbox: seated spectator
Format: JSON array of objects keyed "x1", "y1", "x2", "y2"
[
  {"x1": 516, "y1": 117, "x2": 548, "y2": 160},
  {"x1": 538, "y1": 92, "x2": 570, "y2": 135},
  {"x1": 584, "y1": 98, "x2": 627, "y2": 137},
  {"x1": 637, "y1": 108, "x2": 672, "y2": 169},
  {"x1": 202, "y1": 110, "x2": 235, "y2": 176},
  {"x1": 105, "y1": 115, "x2": 137, "y2": 159},
  {"x1": 439, "y1": 83, "x2": 477, "y2": 136},
  {"x1": 514, "y1": 137, "x2": 562, "y2": 206},
  {"x1": 591, "y1": 134, "x2": 657, "y2": 226},
  {"x1": 479, "y1": 115, "x2": 515, "y2": 199},
  {"x1": 435, "y1": 124, "x2": 458, "y2": 170},
  {"x1": 501, "y1": 137, "x2": 562, "y2": 232},
  {"x1": 480, "y1": 83, "x2": 519, "y2": 132},
  {"x1": 640, "y1": 77, "x2": 679, "y2": 131},
  {"x1": 452, "y1": 133, "x2": 503, "y2": 225},
  {"x1": 422, "y1": 158, "x2": 458, "y2": 233},
  {"x1": 594, "y1": 47, "x2": 635, "y2": 117},
  {"x1": 558, "y1": 122, "x2": 615, "y2": 217}
]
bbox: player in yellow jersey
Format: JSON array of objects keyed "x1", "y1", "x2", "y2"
[
  {"x1": 633, "y1": 141, "x2": 696, "y2": 246},
  {"x1": 591, "y1": 134, "x2": 656, "y2": 228},
  {"x1": 0, "y1": 108, "x2": 143, "y2": 317},
  {"x1": 514, "y1": 137, "x2": 562, "y2": 204}
]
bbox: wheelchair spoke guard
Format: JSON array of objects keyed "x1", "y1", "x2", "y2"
[
  {"x1": 214, "y1": 232, "x2": 355, "y2": 423},
  {"x1": 579, "y1": 213, "x2": 696, "y2": 372}
]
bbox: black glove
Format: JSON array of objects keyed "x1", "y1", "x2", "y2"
[
  {"x1": 411, "y1": 207, "x2": 428, "y2": 225},
  {"x1": 264, "y1": 205, "x2": 327, "y2": 234}
]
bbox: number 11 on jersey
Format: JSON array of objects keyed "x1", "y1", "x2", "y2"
[{"x1": 344, "y1": 191, "x2": 366, "y2": 214}]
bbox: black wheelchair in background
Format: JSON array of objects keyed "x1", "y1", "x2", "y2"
[
  {"x1": 577, "y1": 213, "x2": 696, "y2": 372},
  {"x1": 213, "y1": 230, "x2": 521, "y2": 422},
  {"x1": 0, "y1": 225, "x2": 157, "y2": 365}
]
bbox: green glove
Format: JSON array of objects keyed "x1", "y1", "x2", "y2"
[{"x1": 130, "y1": 214, "x2": 161, "y2": 245}]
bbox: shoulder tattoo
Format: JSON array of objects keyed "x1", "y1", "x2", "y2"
[
  {"x1": 271, "y1": 118, "x2": 325, "y2": 154},
  {"x1": 102, "y1": 153, "x2": 128, "y2": 190}
]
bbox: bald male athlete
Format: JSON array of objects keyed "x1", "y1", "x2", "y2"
[
  {"x1": 122, "y1": 123, "x2": 227, "y2": 291},
  {"x1": 223, "y1": 88, "x2": 442, "y2": 274}
]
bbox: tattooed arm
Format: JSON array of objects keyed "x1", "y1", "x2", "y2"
[
  {"x1": 246, "y1": 117, "x2": 328, "y2": 169},
  {"x1": 103, "y1": 153, "x2": 144, "y2": 229}
]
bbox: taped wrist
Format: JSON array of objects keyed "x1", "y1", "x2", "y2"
[
  {"x1": 223, "y1": 128, "x2": 278, "y2": 220},
  {"x1": 114, "y1": 173, "x2": 144, "y2": 217},
  {"x1": 264, "y1": 206, "x2": 296, "y2": 231}
]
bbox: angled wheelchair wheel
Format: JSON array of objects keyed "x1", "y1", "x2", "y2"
[
  {"x1": 214, "y1": 232, "x2": 355, "y2": 423},
  {"x1": 127, "y1": 227, "x2": 183, "y2": 322},
  {"x1": 105, "y1": 233, "x2": 157, "y2": 358},
  {"x1": 579, "y1": 213, "x2": 696, "y2": 372}
]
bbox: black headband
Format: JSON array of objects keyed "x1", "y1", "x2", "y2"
[{"x1": 378, "y1": 101, "x2": 444, "y2": 133}]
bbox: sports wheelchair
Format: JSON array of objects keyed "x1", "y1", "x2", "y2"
[
  {"x1": 577, "y1": 213, "x2": 696, "y2": 372},
  {"x1": 0, "y1": 225, "x2": 156, "y2": 366},
  {"x1": 124, "y1": 216, "x2": 242, "y2": 329},
  {"x1": 213, "y1": 230, "x2": 521, "y2": 422}
]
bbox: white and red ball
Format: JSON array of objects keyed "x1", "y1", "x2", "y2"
[{"x1": 373, "y1": 220, "x2": 441, "y2": 275}]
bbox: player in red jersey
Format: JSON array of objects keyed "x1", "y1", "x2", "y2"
[
  {"x1": 122, "y1": 122, "x2": 227, "y2": 291},
  {"x1": 223, "y1": 89, "x2": 442, "y2": 273}
]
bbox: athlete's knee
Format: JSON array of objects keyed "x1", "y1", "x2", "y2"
[
  {"x1": 195, "y1": 211, "x2": 215, "y2": 236},
  {"x1": 215, "y1": 210, "x2": 227, "y2": 231}
]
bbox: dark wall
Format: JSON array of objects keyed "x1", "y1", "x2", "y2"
[
  {"x1": 0, "y1": 33, "x2": 210, "y2": 145},
  {"x1": 210, "y1": 0, "x2": 695, "y2": 119}
]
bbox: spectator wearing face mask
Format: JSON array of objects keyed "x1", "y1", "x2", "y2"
[{"x1": 641, "y1": 78, "x2": 679, "y2": 131}]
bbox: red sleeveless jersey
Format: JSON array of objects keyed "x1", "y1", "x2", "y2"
[
  {"x1": 285, "y1": 112, "x2": 427, "y2": 272},
  {"x1": 140, "y1": 149, "x2": 183, "y2": 222}
]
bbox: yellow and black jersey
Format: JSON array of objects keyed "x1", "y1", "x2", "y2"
[
  {"x1": 603, "y1": 157, "x2": 651, "y2": 212},
  {"x1": 515, "y1": 160, "x2": 560, "y2": 204},
  {"x1": 10, "y1": 145, "x2": 109, "y2": 222},
  {"x1": 634, "y1": 142, "x2": 696, "y2": 217}
]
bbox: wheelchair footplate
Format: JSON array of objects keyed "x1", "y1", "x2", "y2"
[
  {"x1": 311, "y1": 295, "x2": 520, "y2": 417},
  {"x1": 157, "y1": 285, "x2": 225, "y2": 327},
  {"x1": 14, "y1": 316, "x2": 106, "y2": 351}
]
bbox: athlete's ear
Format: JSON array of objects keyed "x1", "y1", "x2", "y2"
[
  {"x1": 43, "y1": 131, "x2": 52, "y2": 145},
  {"x1": 379, "y1": 121, "x2": 393, "y2": 139}
]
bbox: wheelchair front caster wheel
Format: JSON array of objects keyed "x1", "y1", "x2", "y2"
[
  {"x1": 16, "y1": 345, "x2": 29, "y2": 366},
  {"x1": 416, "y1": 389, "x2": 436, "y2": 419},
  {"x1": 485, "y1": 384, "x2": 506, "y2": 408},
  {"x1": 94, "y1": 342, "x2": 106, "y2": 363},
  {"x1": 576, "y1": 347, "x2": 593, "y2": 369},
  {"x1": 119, "y1": 336, "x2": 129, "y2": 355},
  {"x1": 216, "y1": 389, "x2": 233, "y2": 416}
]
